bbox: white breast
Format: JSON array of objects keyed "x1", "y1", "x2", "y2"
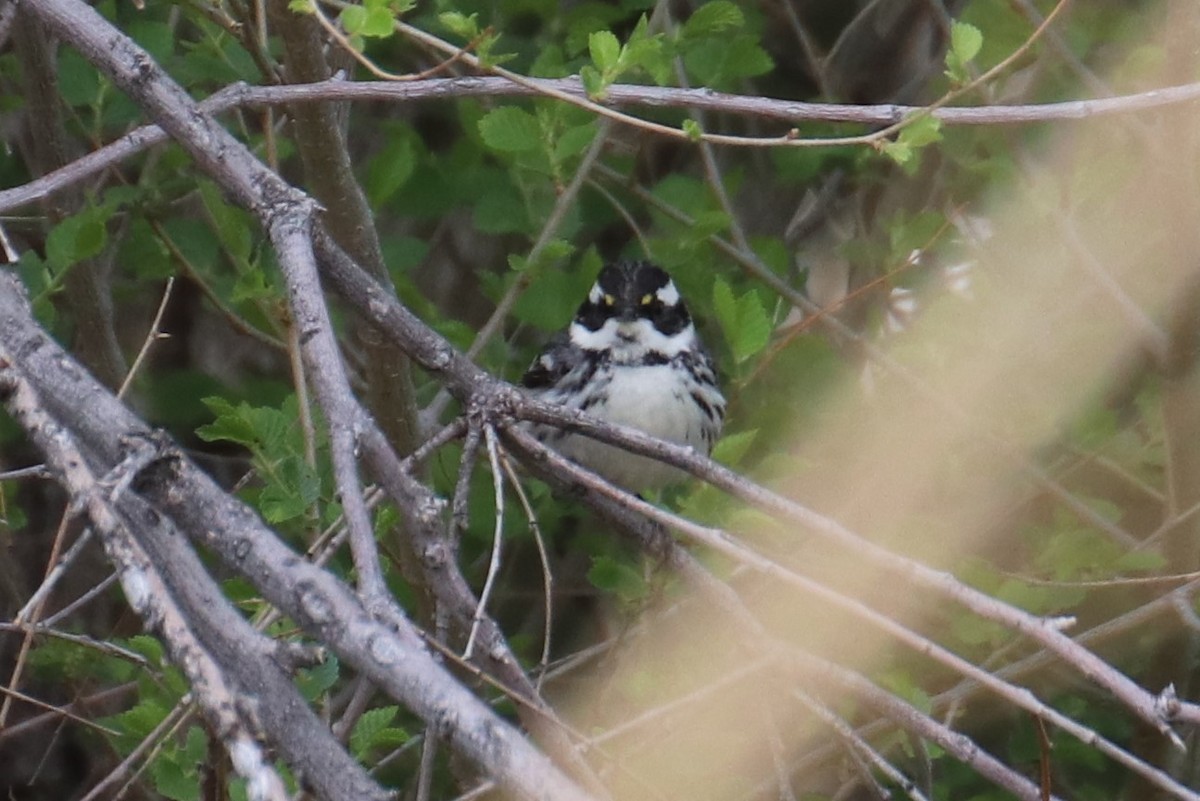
[{"x1": 553, "y1": 363, "x2": 710, "y2": 489}]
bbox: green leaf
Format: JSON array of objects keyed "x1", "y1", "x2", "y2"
[
  {"x1": 118, "y1": 219, "x2": 173, "y2": 279},
  {"x1": 880, "y1": 138, "x2": 913, "y2": 167},
  {"x1": 588, "y1": 555, "x2": 648, "y2": 602},
  {"x1": 945, "y1": 21, "x2": 983, "y2": 83},
  {"x1": 45, "y1": 205, "x2": 112, "y2": 271},
  {"x1": 110, "y1": 697, "x2": 172, "y2": 740},
  {"x1": 684, "y1": 34, "x2": 772, "y2": 86},
  {"x1": 579, "y1": 66, "x2": 605, "y2": 99},
  {"x1": 478, "y1": 107, "x2": 541, "y2": 152},
  {"x1": 350, "y1": 706, "x2": 400, "y2": 757},
  {"x1": 950, "y1": 21, "x2": 983, "y2": 65},
  {"x1": 340, "y1": 5, "x2": 367, "y2": 35},
  {"x1": 682, "y1": 119, "x2": 703, "y2": 141},
  {"x1": 881, "y1": 116, "x2": 942, "y2": 174},
  {"x1": 712, "y1": 280, "x2": 738, "y2": 346},
  {"x1": 712, "y1": 279, "x2": 771, "y2": 363},
  {"x1": 473, "y1": 183, "x2": 530, "y2": 234},
  {"x1": 199, "y1": 181, "x2": 253, "y2": 264},
  {"x1": 512, "y1": 268, "x2": 587, "y2": 329},
  {"x1": 622, "y1": 16, "x2": 667, "y2": 81},
  {"x1": 57, "y1": 48, "x2": 102, "y2": 107},
  {"x1": 297, "y1": 655, "x2": 339, "y2": 701},
  {"x1": 258, "y1": 461, "x2": 320, "y2": 523},
  {"x1": 125, "y1": 635, "x2": 166, "y2": 667},
  {"x1": 16, "y1": 252, "x2": 51, "y2": 306},
  {"x1": 554, "y1": 122, "x2": 598, "y2": 165},
  {"x1": 153, "y1": 755, "x2": 199, "y2": 801},
  {"x1": 198, "y1": 396, "x2": 303, "y2": 457},
  {"x1": 878, "y1": 669, "x2": 933, "y2": 715},
  {"x1": 196, "y1": 397, "x2": 268, "y2": 449},
  {"x1": 681, "y1": 1, "x2": 744, "y2": 39},
  {"x1": 439, "y1": 11, "x2": 479, "y2": 39},
  {"x1": 711, "y1": 429, "x2": 757, "y2": 466},
  {"x1": 365, "y1": 135, "x2": 416, "y2": 207},
  {"x1": 360, "y1": 5, "x2": 396, "y2": 37},
  {"x1": 1114, "y1": 549, "x2": 1167, "y2": 573},
  {"x1": 588, "y1": 30, "x2": 620, "y2": 72},
  {"x1": 898, "y1": 114, "x2": 942, "y2": 149}
]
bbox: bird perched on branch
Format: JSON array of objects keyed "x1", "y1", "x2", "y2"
[{"x1": 522, "y1": 261, "x2": 725, "y2": 490}]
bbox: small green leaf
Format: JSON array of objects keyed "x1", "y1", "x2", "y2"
[
  {"x1": 711, "y1": 429, "x2": 757, "y2": 466},
  {"x1": 288, "y1": 0, "x2": 312, "y2": 12},
  {"x1": 588, "y1": 30, "x2": 620, "y2": 72},
  {"x1": 56, "y1": 49, "x2": 102, "y2": 107},
  {"x1": 478, "y1": 107, "x2": 541, "y2": 152},
  {"x1": 684, "y1": 35, "x2": 772, "y2": 86},
  {"x1": 473, "y1": 184, "x2": 530, "y2": 234},
  {"x1": 950, "y1": 21, "x2": 983, "y2": 65},
  {"x1": 1114, "y1": 549, "x2": 1167, "y2": 573},
  {"x1": 125, "y1": 634, "x2": 166, "y2": 667},
  {"x1": 899, "y1": 114, "x2": 942, "y2": 148},
  {"x1": 512, "y1": 268, "x2": 582, "y2": 329},
  {"x1": 588, "y1": 556, "x2": 648, "y2": 602},
  {"x1": 350, "y1": 706, "x2": 400, "y2": 757},
  {"x1": 712, "y1": 279, "x2": 771, "y2": 363},
  {"x1": 118, "y1": 219, "x2": 172, "y2": 279},
  {"x1": 945, "y1": 21, "x2": 983, "y2": 83},
  {"x1": 297, "y1": 655, "x2": 339, "y2": 701},
  {"x1": 340, "y1": 5, "x2": 367, "y2": 34},
  {"x1": 365, "y1": 136, "x2": 416, "y2": 207},
  {"x1": 554, "y1": 122, "x2": 598, "y2": 165},
  {"x1": 45, "y1": 205, "x2": 112, "y2": 271},
  {"x1": 682, "y1": 118, "x2": 703, "y2": 141},
  {"x1": 681, "y1": 1, "x2": 744, "y2": 39},
  {"x1": 199, "y1": 181, "x2": 253, "y2": 263},
  {"x1": 438, "y1": 11, "x2": 478, "y2": 39},
  {"x1": 622, "y1": 15, "x2": 668, "y2": 83},
  {"x1": 360, "y1": 6, "x2": 396, "y2": 37},
  {"x1": 152, "y1": 755, "x2": 199, "y2": 801},
  {"x1": 880, "y1": 138, "x2": 913, "y2": 167},
  {"x1": 579, "y1": 65, "x2": 606, "y2": 99}
]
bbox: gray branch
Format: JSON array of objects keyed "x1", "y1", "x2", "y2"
[{"x1": 3, "y1": 75, "x2": 1200, "y2": 213}]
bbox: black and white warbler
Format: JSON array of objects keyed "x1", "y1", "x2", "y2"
[{"x1": 521, "y1": 261, "x2": 726, "y2": 490}]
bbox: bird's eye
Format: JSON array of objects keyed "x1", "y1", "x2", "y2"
[
  {"x1": 603, "y1": 294, "x2": 615, "y2": 306},
  {"x1": 640, "y1": 294, "x2": 653, "y2": 306}
]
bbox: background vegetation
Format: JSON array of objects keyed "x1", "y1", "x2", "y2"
[{"x1": 2, "y1": 0, "x2": 1200, "y2": 799}]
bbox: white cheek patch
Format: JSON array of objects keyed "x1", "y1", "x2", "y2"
[
  {"x1": 627, "y1": 319, "x2": 696, "y2": 358},
  {"x1": 570, "y1": 319, "x2": 697, "y2": 359},
  {"x1": 569, "y1": 320, "x2": 617, "y2": 351},
  {"x1": 587, "y1": 282, "x2": 604, "y2": 304},
  {"x1": 655, "y1": 281, "x2": 681, "y2": 306}
]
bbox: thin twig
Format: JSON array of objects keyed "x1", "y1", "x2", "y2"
[
  {"x1": 464, "y1": 426, "x2": 506, "y2": 660},
  {"x1": 117, "y1": 276, "x2": 174, "y2": 399},
  {"x1": 793, "y1": 689, "x2": 930, "y2": 801},
  {"x1": 500, "y1": 454, "x2": 554, "y2": 687}
]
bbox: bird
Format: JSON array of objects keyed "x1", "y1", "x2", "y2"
[{"x1": 521, "y1": 260, "x2": 725, "y2": 490}]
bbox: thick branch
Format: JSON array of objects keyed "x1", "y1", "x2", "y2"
[
  {"x1": 269, "y1": 0, "x2": 421, "y2": 458},
  {"x1": 12, "y1": 9, "x2": 125, "y2": 388},
  {"x1": 0, "y1": 366, "x2": 292, "y2": 801},
  {"x1": 0, "y1": 271, "x2": 596, "y2": 801}
]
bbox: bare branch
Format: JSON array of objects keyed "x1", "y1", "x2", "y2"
[
  {"x1": 3, "y1": 75, "x2": 1200, "y2": 213},
  {"x1": 0, "y1": 271, "x2": 596, "y2": 801}
]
